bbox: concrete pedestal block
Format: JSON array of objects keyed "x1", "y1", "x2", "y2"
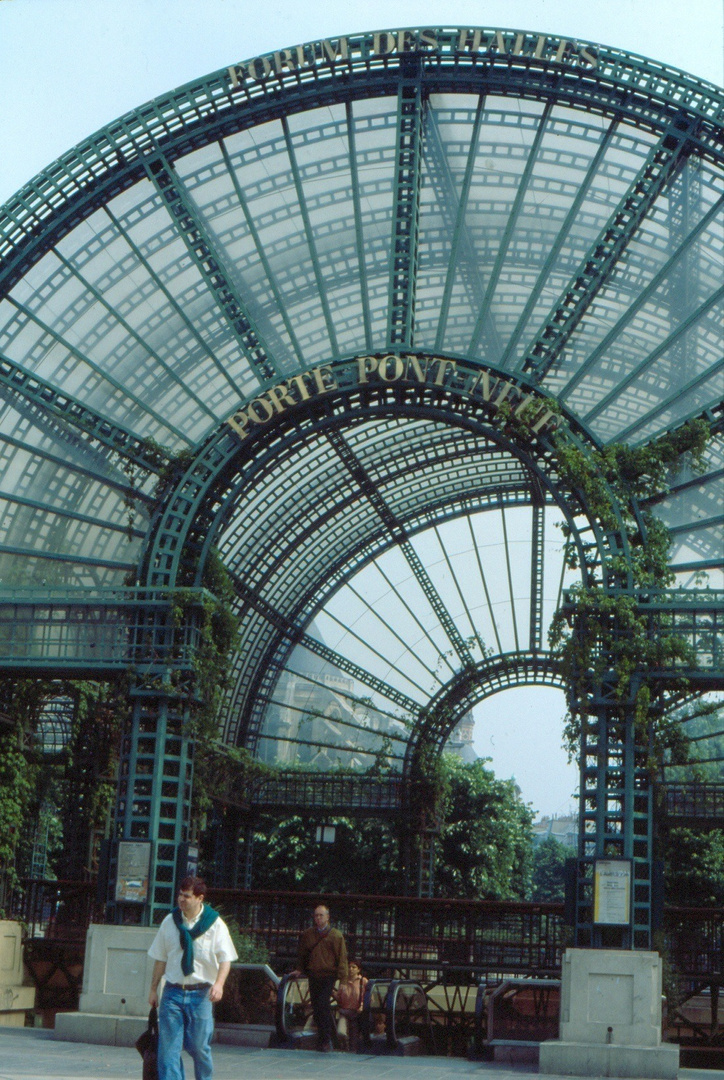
[
  {"x1": 54, "y1": 924, "x2": 157, "y2": 1045},
  {"x1": 0, "y1": 921, "x2": 35, "y2": 1024},
  {"x1": 540, "y1": 1040, "x2": 679, "y2": 1079},
  {"x1": 78, "y1": 924, "x2": 158, "y2": 1016},
  {"x1": 539, "y1": 949, "x2": 679, "y2": 1079},
  {"x1": 55, "y1": 1011, "x2": 148, "y2": 1046}
]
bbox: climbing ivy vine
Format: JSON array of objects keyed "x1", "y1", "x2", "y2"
[{"x1": 547, "y1": 417, "x2": 710, "y2": 761}]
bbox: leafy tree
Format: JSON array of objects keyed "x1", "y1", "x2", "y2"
[
  {"x1": 248, "y1": 756, "x2": 534, "y2": 899},
  {"x1": 530, "y1": 836, "x2": 568, "y2": 902},
  {"x1": 661, "y1": 826, "x2": 724, "y2": 907},
  {"x1": 251, "y1": 814, "x2": 399, "y2": 895},
  {"x1": 435, "y1": 756, "x2": 533, "y2": 900}
]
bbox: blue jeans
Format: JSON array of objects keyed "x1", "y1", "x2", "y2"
[{"x1": 158, "y1": 984, "x2": 214, "y2": 1080}]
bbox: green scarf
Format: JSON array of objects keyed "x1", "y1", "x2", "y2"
[{"x1": 172, "y1": 904, "x2": 219, "y2": 977}]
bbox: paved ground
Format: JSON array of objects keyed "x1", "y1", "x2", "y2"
[{"x1": 0, "y1": 1028, "x2": 717, "y2": 1080}]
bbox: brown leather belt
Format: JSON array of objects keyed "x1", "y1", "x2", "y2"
[{"x1": 166, "y1": 982, "x2": 212, "y2": 991}]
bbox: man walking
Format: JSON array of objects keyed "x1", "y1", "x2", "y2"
[
  {"x1": 293, "y1": 902, "x2": 348, "y2": 1052},
  {"x1": 148, "y1": 876, "x2": 238, "y2": 1080}
]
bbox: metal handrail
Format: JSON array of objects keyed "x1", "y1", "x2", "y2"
[
  {"x1": 473, "y1": 977, "x2": 561, "y2": 1054},
  {"x1": 360, "y1": 977, "x2": 431, "y2": 1051},
  {"x1": 275, "y1": 973, "x2": 316, "y2": 1045}
]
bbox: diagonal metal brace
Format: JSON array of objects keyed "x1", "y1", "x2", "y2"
[
  {"x1": 326, "y1": 429, "x2": 476, "y2": 670},
  {"x1": 144, "y1": 152, "x2": 280, "y2": 383},
  {"x1": 230, "y1": 570, "x2": 420, "y2": 715},
  {"x1": 0, "y1": 351, "x2": 169, "y2": 475},
  {"x1": 521, "y1": 111, "x2": 699, "y2": 384}
]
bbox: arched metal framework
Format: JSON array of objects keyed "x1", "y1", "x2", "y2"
[{"x1": 0, "y1": 27, "x2": 722, "y2": 932}]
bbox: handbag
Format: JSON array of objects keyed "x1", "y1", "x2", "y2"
[{"x1": 135, "y1": 1005, "x2": 159, "y2": 1080}]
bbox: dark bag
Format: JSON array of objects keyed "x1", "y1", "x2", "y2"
[{"x1": 135, "y1": 1005, "x2": 159, "y2": 1080}]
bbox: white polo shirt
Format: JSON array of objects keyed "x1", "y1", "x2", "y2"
[{"x1": 148, "y1": 905, "x2": 238, "y2": 986}]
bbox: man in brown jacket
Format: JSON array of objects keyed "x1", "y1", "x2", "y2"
[{"x1": 293, "y1": 902, "x2": 348, "y2": 1052}]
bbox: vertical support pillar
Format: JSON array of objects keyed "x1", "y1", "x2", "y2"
[
  {"x1": 529, "y1": 495, "x2": 545, "y2": 652},
  {"x1": 574, "y1": 675, "x2": 654, "y2": 949},
  {"x1": 386, "y1": 53, "x2": 424, "y2": 349},
  {"x1": 417, "y1": 827, "x2": 437, "y2": 898},
  {"x1": 110, "y1": 690, "x2": 194, "y2": 925},
  {"x1": 241, "y1": 824, "x2": 255, "y2": 890},
  {"x1": 203, "y1": 805, "x2": 246, "y2": 889}
]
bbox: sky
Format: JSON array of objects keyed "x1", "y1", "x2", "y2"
[
  {"x1": 0, "y1": 0, "x2": 721, "y2": 818},
  {"x1": 1, "y1": 0, "x2": 722, "y2": 205}
]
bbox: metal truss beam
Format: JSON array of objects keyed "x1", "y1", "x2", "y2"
[
  {"x1": 642, "y1": 465, "x2": 724, "y2": 508},
  {"x1": 4, "y1": 38, "x2": 724, "y2": 308},
  {"x1": 228, "y1": 570, "x2": 420, "y2": 715},
  {"x1": 387, "y1": 55, "x2": 424, "y2": 349},
  {"x1": 345, "y1": 101, "x2": 373, "y2": 351},
  {"x1": 561, "y1": 588, "x2": 724, "y2": 682},
  {"x1": 468, "y1": 102, "x2": 552, "y2": 359},
  {"x1": 520, "y1": 112, "x2": 698, "y2": 383},
  {"x1": 500, "y1": 118, "x2": 618, "y2": 369},
  {"x1": 144, "y1": 152, "x2": 281, "y2": 384},
  {"x1": 612, "y1": 355, "x2": 724, "y2": 444},
  {"x1": 218, "y1": 141, "x2": 306, "y2": 368},
  {"x1": 53, "y1": 248, "x2": 219, "y2": 428},
  {"x1": 6, "y1": 295, "x2": 188, "y2": 446},
  {"x1": 0, "y1": 587, "x2": 209, "y2": 678},
  {"x1": 281, "y1": 117, "x2": 340, "y2": 359},
  {"x1": 671, "y1": 559, "x2": 724, "y2": 575},
  {"x1": 529, "y1": 491, "x2": 545, "y2": 652},
  {"x1": 428, "y1": 97, "x2": 502, "y2": 359},
  {"x1": 406, "y1": 650, "x2": 563, "y2": 773},
  {"x1": 0, "y1": 351, "x2": 168, "y2": 475},
  {"x1": 217, "y1": 769, "x2": 410, "y2": 815},
  {"x1": 326, "y1": 428, "x2": 476, "y2": 668},
  {"x1": 0, "y1": 490, "x2": 145, "y2": 540},
  {"x1": 283, "y1": 664, "x2": 410, "y2": 732},
  {"x1": 0, "y1": 427, "x2": 154, "y2": 506},
  {"x1": 104, "y1": 203, "x2": 249, "y2": 400}
]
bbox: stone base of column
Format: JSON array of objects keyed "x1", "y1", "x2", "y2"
[
  {"x1": 0, "y1": 921, "x2": 35, "y2": 1025},
  {"x1": 540, "y1": 1040, "x2": 679, "y2": 1079},
  {"x1": 538, "y1": 948, "x2": 679, "y2": 1079}
]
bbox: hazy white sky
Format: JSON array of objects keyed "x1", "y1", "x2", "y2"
[
  {"x1": 1, "y1": 0, "x2": 722, "y2": 204},
  {"x1": 0, "y1": 0, "x2": 721, "y2": 817}
]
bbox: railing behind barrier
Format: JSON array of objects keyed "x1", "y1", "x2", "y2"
[
  {"x1": 484, "y1": 978, "x2": 561, "y2": 1048},
  {"x1": 11, "y1": 881, "x2": 724, "y2": 1050},
  {"x1": 210, "y1": 889, "x2": 566, "y2": 982},
  {"x1": 12, "y1": 879, "x2": 99, "y2": 939},
  {"x1": 664, "y1": 784, "x2": 724, "y2": 822}
]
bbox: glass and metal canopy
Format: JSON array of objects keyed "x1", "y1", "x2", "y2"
[{"x1": 0, "y1": 26, "x2": 722, "y2": 784}]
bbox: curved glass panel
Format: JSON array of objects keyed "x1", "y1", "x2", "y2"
[{"x1": 0, "y1": 32, "x2": 721, "y2": 765}]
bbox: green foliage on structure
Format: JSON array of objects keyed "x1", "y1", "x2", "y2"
[
  {"x1": 0, "y1": 679, "x2": 55, "y2": 893},
  {"x1": 183, "y1": 548, "x2": 243, "y2": 823},
  {"x1": 52, "y1": 682, "x2": 125, "y2": 879},
  {"x1": 548, "y1": 418, "x2": 710, "y2": 761},
  {"x1": 0, "y1": 678, "x2": 124, "y2": 897}
]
